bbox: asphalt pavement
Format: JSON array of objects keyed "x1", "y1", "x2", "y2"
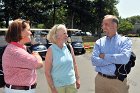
[{"x1": 0, "y1": 37, "x2": 140, "y2": 93}]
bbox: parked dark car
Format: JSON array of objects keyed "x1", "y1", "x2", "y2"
[
  {"x1": 28, "y1": 44, "x2": 47, "y2": 60},
  {"x1": 71, "y1": 31, "x2": 92, "y2": 36},
  {"x1": 71, "y1": 41, "x2": 86, "y2": 55},
  {"x1": 29, "y1": 30, "x2": 49, "y2": 60}
]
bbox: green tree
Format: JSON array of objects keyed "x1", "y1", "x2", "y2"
[
  {"x1": 2, "y1": 0, "x2": 48, "y2": 27},
  {"x1": 126, "y1": 15, "x2": 140, "y2": 25},
  {"x1": 118, "y1": 19, "x2": 134, "y2": 35},
  {"x1": 1, "y1": 0, "x2": 119, "y2": 33}
]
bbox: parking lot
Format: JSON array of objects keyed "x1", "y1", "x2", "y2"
[{"x1": 1, "y1": 37, "x2": 140, "y2": 93}]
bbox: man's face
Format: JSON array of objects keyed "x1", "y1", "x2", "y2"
[{"x1": 101, "y1": 18, "x2": 116, "y2": 37}]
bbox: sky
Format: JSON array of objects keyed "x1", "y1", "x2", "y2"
[{"x1": 116, "y1": 0, "x2": 140, "y2": 18}]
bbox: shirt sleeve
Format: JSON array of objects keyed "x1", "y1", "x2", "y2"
[
  {"x1": 104, "y1": 37, "x2": 132, "y2": 64},
  {"x1": 7, "y1": 47, "x2": 38, "y2": 69},
  {"x1": 91, "y1": 41, "x2": 112, "y2": 66}
]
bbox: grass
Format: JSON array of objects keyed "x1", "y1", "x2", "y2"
[
  {"x1": 83, "y1": 42, "x2": 95, "y2": 53},
  {"x1": 83, "y1": 42, "x2": 94, "y2": 46}
]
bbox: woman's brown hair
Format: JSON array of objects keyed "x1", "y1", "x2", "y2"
[{"x1": 5, "y1": 19, "x2": 30, "y2": 43}]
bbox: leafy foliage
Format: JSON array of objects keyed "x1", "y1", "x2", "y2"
[
  {"x1": 0, "y1": 0, "x2": 119, "y2": 37},
  {"x1": 118, "y1": 19, "x2": 134, "y2": 35},
  {"x1": 126, "y1": 16, "x2": 140, "y2": 25}
]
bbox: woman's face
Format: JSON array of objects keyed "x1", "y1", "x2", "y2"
[
  {"x1": 21, "y1": 24, "x2": 32, "y2": 43},
  {"x1": 56, "y1": 26, "x2": 68, "y2": 43}
]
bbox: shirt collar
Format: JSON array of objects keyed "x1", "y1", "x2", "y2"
[
  {"x1": 10, "y1": 42, "x2": 26, "y2": 50},
  {"x1": 106, "y1": 32, "x2": 118, "y2": 40},
  {"x1": 53, "y1": 43, "x2": 66, "y2": 49}
]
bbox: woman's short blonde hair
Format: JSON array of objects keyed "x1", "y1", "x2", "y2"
[{"x1": 47, "y1": 24, "x2": 66, "y2": 43}]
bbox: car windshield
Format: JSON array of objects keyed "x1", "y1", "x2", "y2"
[
  {"x1": 32, "y1": 30, "x2": 48, "y2": 44},
  {"x1": 71, "y1": 36, "x2": 83, "y2": 42}
]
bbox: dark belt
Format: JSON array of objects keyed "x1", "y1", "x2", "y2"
[
  {"x1": 98, "y1": 72, "x2": 118, "y2": 79},
  {"x1": 5, "y1": 83, "x2": 37, "y2": 90}
]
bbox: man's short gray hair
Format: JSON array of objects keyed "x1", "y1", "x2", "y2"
[{"x1": 104, "y1": 15, "x2": 119, "y2": 25}]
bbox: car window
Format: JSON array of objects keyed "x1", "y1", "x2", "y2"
[{"x1": 0, "y1": 34, "x2": 8, "y2": 47}]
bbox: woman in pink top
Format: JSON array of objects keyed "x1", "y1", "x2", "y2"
[{"x1": 2, "y1": 19, "x2": 43, "y2": 93}]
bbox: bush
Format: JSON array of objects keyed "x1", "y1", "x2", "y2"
[{"x1": 127, "y1": 34, "x2": 139, "y2": 37}]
